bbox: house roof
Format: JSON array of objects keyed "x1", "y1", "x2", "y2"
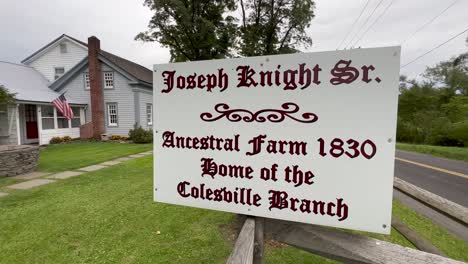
[
  {"x1": 0, "y1": 61, "x2": 87, "y2": 105},
  {"x1": 100, "y1": 50, "x2": 153, "y2": 85},
  {"x1": 23, "y1": 34, "x2": 153, "y2": 86}
]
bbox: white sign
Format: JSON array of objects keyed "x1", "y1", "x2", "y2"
[{"x1": 153, "y1": 47, "x2": 400, "y2": 234}]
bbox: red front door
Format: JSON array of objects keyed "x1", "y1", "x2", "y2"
[{"x1": 25, "y1": 105, "x2": 38, "y2": 139}]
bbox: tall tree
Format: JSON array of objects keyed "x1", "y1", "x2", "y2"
[
  {"x1": 397, "y1": 52, "x2": 468, "y2": 146},
  {"x1": 136, "y1": 0, "x2": 237, "y2": 62},
  {"x1": 238, "y1": 0, "x2": 315, "y2": 56},
  {"x1": 424, "y1": 52, "x2": 468, "y2": 96},
  {"x1": 136, "y1": 0, "x2": 315, "y2": 61}
]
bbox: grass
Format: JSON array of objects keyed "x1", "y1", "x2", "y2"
[
  {"x1": 0, "y1": 154, "x2": 339, "y2": 263},
  {"x1": 392, "y1": 199, "x2": 468, "y2": 261},
  {"x1": 38, "y1": 141, "x2": 152, "y2": 172},
  {"x1": 0, "y1": 177, "x2": 25, "y2": 189},
  {"x1": 0, "y1": 156, "x2": 234, "y2": 264},
  {"x1": 396, "y1": 143, "x2": 468, "y2": 162},
  {"x1": 0, "y1": 143, "x2": 466, "y2": 263}
]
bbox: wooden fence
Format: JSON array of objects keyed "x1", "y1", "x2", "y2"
[{"x1": 227, "y1": 178, "x2": 467, "y2": 264}]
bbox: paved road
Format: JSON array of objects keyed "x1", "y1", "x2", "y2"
[{"x1": 394, "y1": 150, "x2": 468, "y2": 207}]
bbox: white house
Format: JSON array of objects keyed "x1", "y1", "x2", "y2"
[{"x1": 0, "y1": 34, "x2": 153, "y2": 145}]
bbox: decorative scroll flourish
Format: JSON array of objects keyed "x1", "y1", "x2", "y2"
[{"x1": 200, "y1": 102, "x2": 318, "y2": 124}]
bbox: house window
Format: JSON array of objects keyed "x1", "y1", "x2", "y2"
[
  {"x1": 84, "y1": 73, "x2": 90, "y2": 89},
  {"x1": 107, "y1": 103, "x2": 118, "y2": 127},
  {"x1": 146, "y1": 104, "x2": 153, "y2": 126},
  {"x1": 0, "y1": 105, "x2": 8, "y2": 136},
  {"x1": 57, "y1": 108, "x2": 70, "y2": 129},
  {"x1": 71, "y1": 107, "x2": 81, "y2": 128},
  {"x1": 41, "y1": 106, "x2": 55, "y2": 130},
  {"x1": 104, "y1": 72, "x2": 114, "y2": 89},
  {"x1": 60, "y1": 43, "x2": 67, "y2": 53},
  {"x1": 54, "y1": 67, "x2": 65, "y2": 80}
]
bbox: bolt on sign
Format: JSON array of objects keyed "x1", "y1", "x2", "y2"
[{"x1": 153, "y1": 47, "x2": 401, "y2": 234}]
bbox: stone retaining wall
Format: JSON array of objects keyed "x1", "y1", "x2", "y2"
[{"x1": 0, "y1": 145, "x2": 39, "y2": 177}]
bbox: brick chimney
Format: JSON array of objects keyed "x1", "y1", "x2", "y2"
[{"x1": 88, "y1": 36, "x2": 105, "y2": 139}]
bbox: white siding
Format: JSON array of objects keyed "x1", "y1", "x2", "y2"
[
  {"x1": 138, "y1": 90, "x2": 154, "y2": 130},
  {"x1": 37, "y1": 105, "x2": 84, "y2": 145},
  {"x1": 28, "y1": 39, "x2": 87, "y2": 82},
  {"x1": 40, "y1": 128, "x2": 81, "y2": 145},
  {"x1": 60, "y1": 64, "x2": 152, "y2": 137},
  {"x1": 102, "y1": 64, "x2": 135, "y2": 136},
  {"x1": 61, "y1": 66, "x2": 92, "y2": 122}
]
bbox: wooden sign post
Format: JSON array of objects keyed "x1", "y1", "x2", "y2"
[{"x1": 253, "y1": 217, "x2": 264, "y2": 264}]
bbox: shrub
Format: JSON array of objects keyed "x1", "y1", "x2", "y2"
[
  {"x1": 62, "y1": 136, "x2": 72, "y2": 142},
  {"x1": 49, "y1": 137, "x2": 63, "y2": 144},
  {"x1": 110, "y1": 135, "x2": 130, "y2": 141},
  {"x1": 429, "y1": 135, "x2": 464, "y2": 147},
  {"x1": 396, "y1": 119, "x2": 425, "y2": 144},
  {"x1": 110, "y1": 135, "x2": 122, "y2": 141},
  {"x1": 448, "y1": 121, "x2": 468, "y2": 146},
  {"x1": 129, "y1": 126, "x2": 153, "y2": 144}
]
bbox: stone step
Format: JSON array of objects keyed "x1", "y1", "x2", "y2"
[
  {"x1": 129, "y1": 154, "x2": 145, "y2": 158},
  {"x1": 115, "y1": 157, "x2": 134, "y2": 162},
  {"x1": 100, "y1": 160, "x2": 122, "y2": 166},
  {"x1": 47, "y1": 171, "x2": 83, "y2": 180},
  {"x1": 77, "y1": 165, "x2": 107, "y2": 172},
  {"x1": 7, "y1": 179, "x2": 55, "y2": 190}
]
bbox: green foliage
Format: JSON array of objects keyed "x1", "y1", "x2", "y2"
[
  {"x1": 49, "y1": 137, "x2": 63, "y2": 144},
  {"x1": 129, "y1": 126, "x2": 153, "y2": 144},
  {"x1": 49, "y1": 136, "x2": 73, "y2": 144},
  {"x1": 448, "y1": 121, "x2": 468, "y2": 146},
  {"x1": 0, "y1": 85, "x2": 15, "y2": 104},
  {"x1": 109, "y1": 135, "x2": 129, "y2": 141},
  {"x1": 136, "y1": 0, "x2": 316, "y2": 61},
  {"x1": 392, "y1": 199, "x2": 468, "y2": 261},
  {"x1": 239, "y1": 0, "x2": 315, "y2": 56},
  {"x1": 136, "y1": 0, "x2": 237, "y2": 62},
  {"x1": 423, "y1": 52, "x2": 468, "y2": 95},
  {"x1": 397, "y1": 53, "x2": 468, "y2": 147},
  {"x1": 397, "y1": 143, "x2": 468, "y2": 162}
]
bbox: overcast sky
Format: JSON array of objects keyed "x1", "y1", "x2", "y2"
[{"x1": 0, "y1": 0, "x2": 467, "y2": 80}]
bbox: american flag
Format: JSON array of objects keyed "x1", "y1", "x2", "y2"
[{"x1": 52, "y1": 93, "x2": 74, "y2": 120}]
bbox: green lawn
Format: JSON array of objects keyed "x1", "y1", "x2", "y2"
[
  {"x1": 0, "y1": 156, "x2": 334, "y2": 264},
  {"x1": 396, "y1": 143, "x2": 468, "y2": 162},
  {"x1": 38, "y1": 141, "x2": 152, "y2": 172},
  {"x1": 0, "y1": 177, "x2": 25, "y2": 190},
  {"x1": 0, "y1": 143, "x2": 466, "y2": 263},
  {"x1": 0, "y1": 156, "x2": 233, "y2": 264},
  {"x1": 392, "y1": 200, "x2": 468, "y2": 261}
]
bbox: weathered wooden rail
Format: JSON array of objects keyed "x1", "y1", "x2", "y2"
[
  {"x1": 394, "y1": 177, "x2": 468, "y2": 226},
  {"x1": 228, "y1": 217, "x2": 464, "y2": 264},
  {"x1": 227, "y1": 178, "x2": 468, "y2": 264}
]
